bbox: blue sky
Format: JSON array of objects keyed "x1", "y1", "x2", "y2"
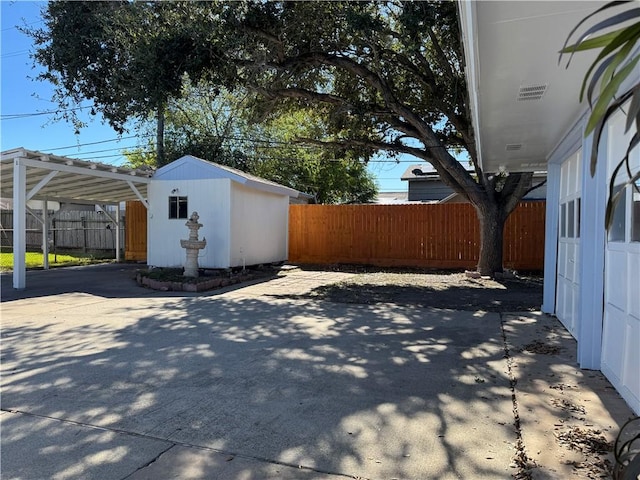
[{"x1": 1, "y1": 1, "x2": 414, "y2": 193}]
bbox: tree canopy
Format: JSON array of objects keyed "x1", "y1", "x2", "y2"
[
  {"x1": 29, "y1": 0, "x2": 542, "y2": 274},
  {"x1": 125, "y1": 80, "x2": 377, "y2": 203}
]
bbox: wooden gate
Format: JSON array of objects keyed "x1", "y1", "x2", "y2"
[{"x1": 125, "y1": 201, "x2": 147, "y2": 261}]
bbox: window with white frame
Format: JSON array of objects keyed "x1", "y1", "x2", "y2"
[
  {"x1": 607, "y1": 110, "x2": 640, "y2": 244},
  {"x1": 559, "y1": 153, "x2": 581, "y2": 239},
  {"x1": 610, "y1": 179, "x2": 640, "y2": 243},
  {"x1": 169, "y1": 196, "x2": 188, "y2": 219}
]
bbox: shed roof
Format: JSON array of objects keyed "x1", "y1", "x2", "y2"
[
  {"x1": 0, "y1": 147, "x2": 152, "y2": 205},
  {"x1": 154, "y1": 155, "x2": 300, "y2": 198}
]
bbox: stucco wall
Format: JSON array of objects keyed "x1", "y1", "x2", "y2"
[{"x1": 229, "y1": 183, "x2": 289, "y2": 267}]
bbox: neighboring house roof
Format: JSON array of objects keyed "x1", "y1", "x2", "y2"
[
  {"x1": 402, "y1": 163, "x2": 547, "y2": 183},
  {"x1": 290, "y1": 192, "x2": 315, "y2": 204},
  {"x1": 401, "y1": 163, "x2": 474, "y2": 181},
  {"x1": 401, "y1": 163, "x2": 547, "y2": 203},
  {"x1": 153, "y1": 155, "x2": 300, "y2": 198},
  {"x1": 374, "y1": 192, "x2": 411, "y2": 204}
]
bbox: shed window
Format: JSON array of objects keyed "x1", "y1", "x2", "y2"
[{"x1": 169, "y1": 196, "x2": 188, "y2": 219}]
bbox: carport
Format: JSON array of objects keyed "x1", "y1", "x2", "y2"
[{"x1": 0, "y1": 148, "x2": 152, "y2": 289}]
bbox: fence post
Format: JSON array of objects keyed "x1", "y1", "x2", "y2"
[
  {"x1": 52, "y1": 218, "x2": 57, "y2": 262},
  {"x1": 42, "y1": 201, "x2": 49, "y2": 269},
  {"x1": 81, "y1": 216, "x2": 87, "y2": 253}
]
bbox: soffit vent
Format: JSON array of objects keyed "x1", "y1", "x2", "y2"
[
  {"x1": 505, "y1": 143, "x2": 523, "y2": 151},
  {"x1": 517, "y1": 84, "x2": 547, "y2": 101}
]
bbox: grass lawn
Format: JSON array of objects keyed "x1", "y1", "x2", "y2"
[{"x1": 0, "y1": 251, "x2": 111, "y2": 271}]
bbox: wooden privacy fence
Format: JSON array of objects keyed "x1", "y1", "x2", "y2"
[
  {"x1": 288, "y1": 202, "x2": 546, "y2": 270},
  {"x1": 0, "y1": 210, "x2": 124, "y2": 252}
]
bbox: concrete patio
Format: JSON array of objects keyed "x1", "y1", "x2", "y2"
[{"x1": 0, "y1": 265, "x2": 635, "y2": 479}]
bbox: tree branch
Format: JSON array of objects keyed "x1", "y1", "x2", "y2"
[
  {"x1": 294, "y1": 135, "x2": 474, "y2": 199},
  {"x1": 502, "y1": 172, "x2": 534, "y2": 214},
  {"x1": 255, "y1": 86, "x2": 352, "y2": 107},
  {"x1": 524, "y1": 179, "x2": 547, "y2": 196},
  {"x1": 426, "y1": 26, "x2": 458, "y2": 83},
  {"x1": 275, "y1": 52, "x2": 482, "y2": 196}
]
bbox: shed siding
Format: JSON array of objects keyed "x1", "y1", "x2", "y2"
[
  {"x1": 229, "y1": 183, "x2": 289, "y2": 267},
  {"x1": 147, "y1": 179, "x2": 231, "y2": 268}
]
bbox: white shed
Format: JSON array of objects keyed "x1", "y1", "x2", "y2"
[{"x1": 147, "y1": 155, "x2": 299, "y2": 269}]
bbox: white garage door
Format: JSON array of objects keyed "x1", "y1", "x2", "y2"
[
  {"x1": 601, "y1": 111, "x2": 640, "y2": 414},
  {"x1": 556, "y1": 150, "x2": 582, "y2": 338}
]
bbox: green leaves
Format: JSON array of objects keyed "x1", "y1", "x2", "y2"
[{"x1": 562, "y1": 0, "x2": 640, "y2": 229}]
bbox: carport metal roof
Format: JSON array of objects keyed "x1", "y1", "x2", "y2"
[
  {"x1": 1, "y1": 147, "x2": 152, "y2": 205},
  {"x1": 1, "y1": 147, "x2": 153, "y2": 290}
]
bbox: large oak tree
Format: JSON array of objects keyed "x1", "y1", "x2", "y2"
[{"x1": 29, "y1": 1, "x2": 540, "y2": 275}]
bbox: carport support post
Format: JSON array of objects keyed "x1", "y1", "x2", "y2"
[
  {"x1": 42, "y1": 200, "x2": 49, "y2": 269},
  {"x1": 13, "y1": 158, "x2": 26, "y2": 289},
  {"x1": 115, "y1": 203, "x2": 121, "y2": 262}
]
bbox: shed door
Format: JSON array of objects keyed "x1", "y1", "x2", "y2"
[{"x1": 556, "y1": 151, "x2": 582, "y2": 337}]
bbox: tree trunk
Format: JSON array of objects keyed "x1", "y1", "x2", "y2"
[
  {"x1": 156, "y1": 105, "x2": 165, "y2": 166},
  {"x1": 476, "y1": 205, "x2": 507, "y2": 277}
]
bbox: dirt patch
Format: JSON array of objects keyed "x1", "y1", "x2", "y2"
[
  {"x1": 521, "y1": 340, "x2": 562, "y2": 355},
  {"x1": 550, "y1": 398, "x2": 587, "y2": 416},
  {"x1": 304, "y1": 267, "x2": 543, "y2": 312}
]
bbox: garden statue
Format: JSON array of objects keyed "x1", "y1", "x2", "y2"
[{"x1": 180, "y1": 211, "x2": 207, "y2": 277}]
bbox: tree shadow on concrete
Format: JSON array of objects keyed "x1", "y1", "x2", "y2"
[
  {"x1": 306, "y1": 280, "x2": 543, "y2": 312},
  {"x1": 503, "y1": 312, "x2": 636, "y2": 479},
  {"x1": 0, "y1": 263, "x2": 280, "y2": 302},
  {"x1": 2, "y1": 295, "x2": 523, "y2": 479}
]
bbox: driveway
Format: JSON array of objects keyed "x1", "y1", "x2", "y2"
[{"x1": 0, "y1": 265, "x2": 634, "y2": 479}]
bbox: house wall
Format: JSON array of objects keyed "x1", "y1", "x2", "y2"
[
  {"x1": 408, "y1": 178, "x2": 546, "y2": 203},
  {"x1": 407, "y1": 181, "x2": 455, "y2": 201},
  {"x1": 229, "y1": 183, "x2": 289, "y2": 267},
  {"x1": 147, "y1": 179, "x2": 231, "y2": 268}
]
